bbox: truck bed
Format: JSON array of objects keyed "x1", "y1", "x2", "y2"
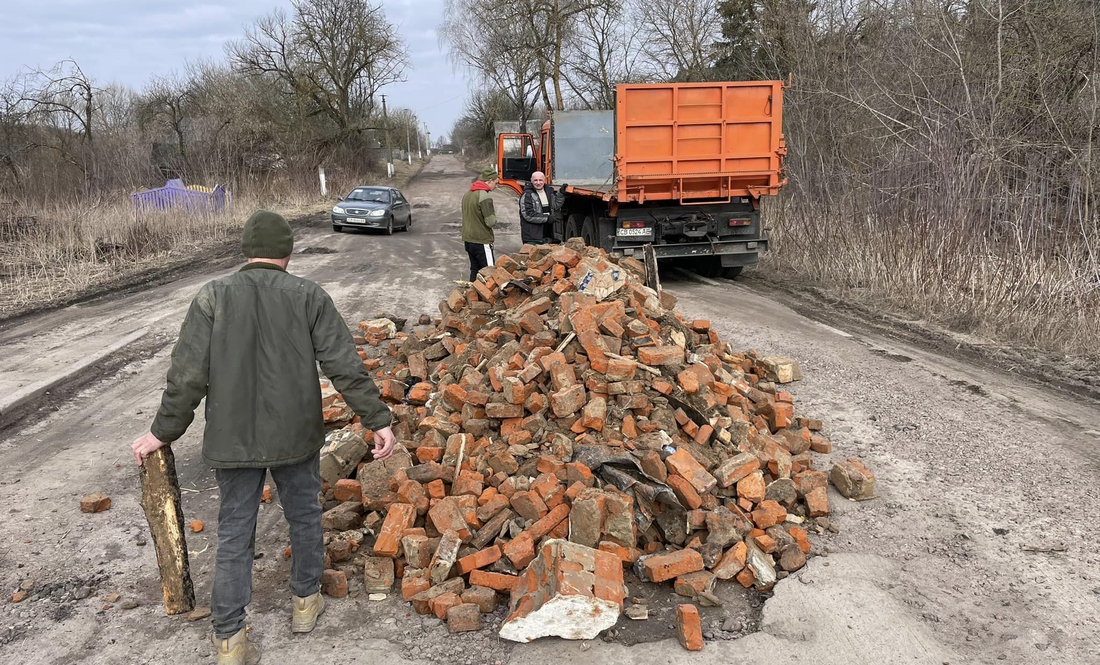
[{"x1": 616, "y1": 82, "x2": 785, "y2": 203}]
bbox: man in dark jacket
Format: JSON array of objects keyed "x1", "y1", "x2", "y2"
[
  {"x1": 130, "y1": 210, "x2": 395, "y2": 665},
  {"x1": 461, "y1": 166, "x2": 499, "y2": 281},
  {"x1": 519, "y1": 171, "x2": 557, "y2": 244}
]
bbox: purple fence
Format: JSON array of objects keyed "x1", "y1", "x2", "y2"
[{"x1": 130, "y1": 179, "x2": 232, "y2": 215}]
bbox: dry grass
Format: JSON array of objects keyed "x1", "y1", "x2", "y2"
[
  {"x1": 0, "y1": 195, "x2": 261, "y2": 316},
  {"x1": 762, "y1": 197, "x2": 1100, "y2": 358},
  {"x1": 0, "y1": 159, "x2": 427, "y2": 318}
]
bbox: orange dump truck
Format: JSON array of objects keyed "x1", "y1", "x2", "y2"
[{"x1": 497, "y1": 81, "x2": 786, "y2": 277}]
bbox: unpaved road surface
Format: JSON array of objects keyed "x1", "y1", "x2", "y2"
[{"x1": 1, "y1": 155, "x2": 1097, "y2": 664}]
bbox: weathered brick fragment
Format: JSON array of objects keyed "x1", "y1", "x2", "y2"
[{"x1": 499, "y1": 540, "x2": 626, "y2": 642}]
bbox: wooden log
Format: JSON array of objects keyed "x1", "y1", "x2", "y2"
[
  {"x1": 140, "y1": 446, "x2": 195, "y2": 615},
  {"x1": 643, "y1": 244, "x2": 661, "y2": 293}
]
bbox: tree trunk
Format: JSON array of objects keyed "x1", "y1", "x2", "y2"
[{"x1": 139, "y1": 446, "x2": 195, "y2": 615}]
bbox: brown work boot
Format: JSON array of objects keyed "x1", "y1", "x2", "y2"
[
  {"x1": 212, "y1": 628, "x2": 261, "y2": 665},
  {"x1": 291, "y1": 592, "x2": 325, "y2": 633}
]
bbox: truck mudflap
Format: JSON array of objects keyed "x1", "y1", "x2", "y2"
[{"x1": 611, "y1": 238, "x2": 768, "y2": 260}]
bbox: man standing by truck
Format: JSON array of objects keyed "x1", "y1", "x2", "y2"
[
  {"x1": 129, "y1": 210, "x2": 396, "y2": 665},
  {"x1": 519, "y1": 171, "x2": 556, "y2": 244},
  {"x1": 462, "y1": 166, "x2": 499, "y2": 281}
]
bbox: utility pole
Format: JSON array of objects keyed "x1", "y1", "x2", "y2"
[
  {"x1": 381, "y1": 94, "x2": 394, "y2": 178},
  {"x1": 406, "y1": 122, "x2": 412, "y2": 165},
  {"x1": 415, "y1": 124, "x2": 422, "y2": 160},
  {"x1": 426, "y1": 128, "x2": 432, "y2": 157}
]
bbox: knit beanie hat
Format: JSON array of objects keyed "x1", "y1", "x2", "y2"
[
  {"x1": 479, "y1": 167, "x2": 499, "y2": 182},
  {"x1": 242, "y1": 210, "x2": 294, "y2": 258}
]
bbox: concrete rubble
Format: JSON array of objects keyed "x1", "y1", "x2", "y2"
[{"x1": 310, "y1": 240, "x2": 876, "y2": 649}]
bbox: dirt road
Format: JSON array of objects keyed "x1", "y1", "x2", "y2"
[{"x1": 1, "y1": 155, "x2": 1097, "y2": 664}]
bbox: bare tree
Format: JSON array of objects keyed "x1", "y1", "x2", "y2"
[
  {"x1": 229, "y1": 0, "x2": 408, "y2": 150},
  {"x1": 637, "y1": 0, "x2": 724, "y2": 82},
  {"x1": 0, "y1": 78, "x2": 34, "y2": 190},
  {"x1": 440, "y1": 0, "x2": 542, "y2": 131},
  {"x1": 562, "y1": 0, "x2": 651, "y2": 109},
  {"x1": 139, "y1": 75, "x2": 195, "y2": 169}
]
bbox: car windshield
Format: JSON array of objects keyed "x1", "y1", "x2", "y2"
[{"x1": 346, "y1": 188, "x2": 390, "y2": 203}]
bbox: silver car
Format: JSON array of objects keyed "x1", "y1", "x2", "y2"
[{"x1": 331, "y1": 186, "x2": 413, "y2": 235}]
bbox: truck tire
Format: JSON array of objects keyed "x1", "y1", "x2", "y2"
[
  {"x1": 696, "y1": 257, "x2": 722, "y2": 278},
  {"x1": 580, "y1": 216, "x2": 597, "y2": 247},
  {"x1": 565, "y1": 214, "x2": 582, "y2": 242},
  {"x1": 721, "y1": 266, "x2": 743, "y2": 279}
]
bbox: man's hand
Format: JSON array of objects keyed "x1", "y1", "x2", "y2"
[
  {"x1": 372, "y1": 426, "x2": 397, "y2": 461},
  {"x1": 131, "y1": 432, "x2": 169, "y2": 466}
]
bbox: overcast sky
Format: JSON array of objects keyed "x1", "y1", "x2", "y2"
[{"x1": 0, "y1": 0, "x2": 471, "y2": 139}]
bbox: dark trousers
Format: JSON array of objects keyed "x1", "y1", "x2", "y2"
[
  {"x1": 465, "y1": 241, "x2": 495, "y2": 281},
  {"x1": 211, "y1": 453, "x2": 324, "y2": 638}
]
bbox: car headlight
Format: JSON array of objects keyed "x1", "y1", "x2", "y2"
[
  {"x1": 332, "y1": 206, "x2": 342, "y2": 214},
  {"x1": 368, "y1": 209, "x2": 386, "y2": 217}
]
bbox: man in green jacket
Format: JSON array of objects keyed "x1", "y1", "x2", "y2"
[
  {"x1": 462, "y1": 166, "x2": 499, "y2": 281},
  {"x1": 131, "y1": 210, "x2": 395, "y2": 665}
]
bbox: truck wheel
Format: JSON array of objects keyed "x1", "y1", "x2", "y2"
[
  {"x1": 696, "y1": 258, "x2": 722, "y2": 278},
  {"x1": 580, "y1": 216, "x2": 597, "y2": 247},
  {"x1": 721, "y1": 266, "x2": 743, "y2": 279},
  {"x1": 565, "y1": 214, "x2": 582, "y2": 242}
]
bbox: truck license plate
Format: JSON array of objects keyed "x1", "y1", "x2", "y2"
[{"x1": 617, "y1": 227, "x2": 652, "y2": 237}]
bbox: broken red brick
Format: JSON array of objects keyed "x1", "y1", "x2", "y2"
[
  {"x1": 320, "y1": 569, "x2": 348, "y2": 598},
  {"x1": 499, "y1": 540, "x2": 625, "y2": 642},
  {"x1": 447, "y1": 602, "x2": 482, "y2": 632},
  {"x1": 805, "y1": 486, "x2": 830, "y2": 517},
  {"x1": 665, "y1": 448, "x2": 717, "y2": 494},
  {"x1": 428, "y1": 497, "x2": 472, "y2": 542},
  {"x1": 334, "y1": 478, "x2": 363, "y2": 503},
  {"x1": 712, "y1": 541, "x2": 748, "y2": 580},
  {"x1": 457, "y1": 545, "x2": 502, "y2": 575},
  {"x1": 641, "y1": 548, "x2": 704, "y2": 583},
  {"x1": 830, "y1": 458, "x2": 876, "y2": 499},
  {"x1": 79, "y1": 493, "x2": 111, "y2": 513},
  {"x1": 676, "y1": 604, "x2": 704, "y2": 651},
  {"x1": 430, "y1": 591, "x2": 462, "y2": 620},
  {"x1": 713, "y1": 452, "x2": 760, "y2": 488},
  {"x1": 667, "y1": 474, "x2": 703, "y2": 510},
  {"x1": 468, "y1": 570, "x2": 519, "y2": 593}
]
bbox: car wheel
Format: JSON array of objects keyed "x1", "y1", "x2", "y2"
[
  {"x1": 333, "y1": 224, "x2": 343, "y2": 233},
  {"x1": 385, "y1": 216, "x2": 394, "y2": 235},
  {"x1": 405, "y1": 214, "x2": 412, "y2": 231},
  {"x1": 721, "y1": 266, "x2": 743, "y2": 279}
]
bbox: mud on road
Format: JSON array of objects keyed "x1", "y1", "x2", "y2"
[{"x1": 0, "y1": 155, "x2": 1098, "y2": 665}]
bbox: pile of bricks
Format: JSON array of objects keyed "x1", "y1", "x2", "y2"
[{"x1": 313, "y1": 240, "x2": 875, "y2": 647}]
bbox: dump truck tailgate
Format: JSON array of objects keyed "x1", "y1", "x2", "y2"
[{"x1": 615, "y1": 82, "x2": 785, "y2": 203}]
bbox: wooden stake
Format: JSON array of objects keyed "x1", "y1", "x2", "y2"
[
  {"x1": 140, "y1": 446, "x2": 195, "y2": 615},
  {"x1": 643, "y1": 244, "x2": 661, "y2": 293}
]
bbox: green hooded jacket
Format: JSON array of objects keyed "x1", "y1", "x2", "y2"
[
  {"x1": 461, "y1": 182, "x2": 497, "y2": 244},
  {"x1": 150, "y1": 262, "x2": 391, "y2": 468}
]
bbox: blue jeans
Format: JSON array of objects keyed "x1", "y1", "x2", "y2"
[{"x1": 211, "y1": 453, "x2": 324, "y2": 638}]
